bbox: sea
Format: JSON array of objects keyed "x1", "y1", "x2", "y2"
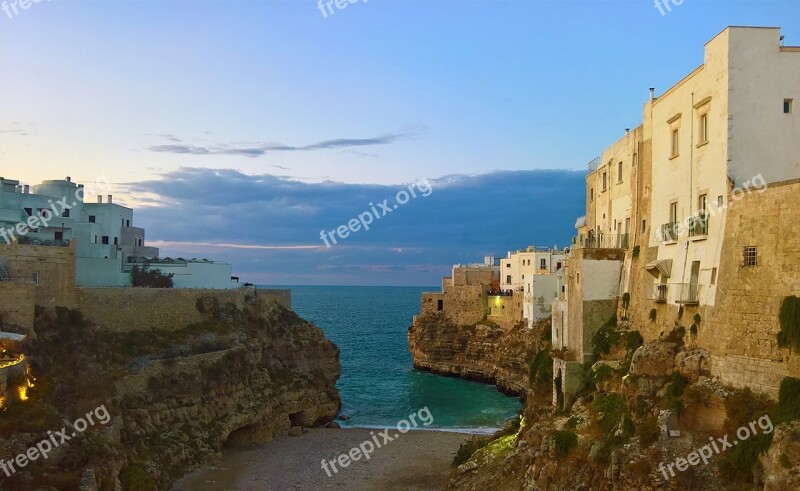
[{"x1": 264, "y1": 285, "x2": 522, "y2": 434}]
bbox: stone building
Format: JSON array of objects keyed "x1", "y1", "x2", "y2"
[
  {"x1": 0, "y1": 176, "x2": 237, "y2": 288},
  {"x1": 554, "y1": 26, "x2": 800, "y2": 402}
]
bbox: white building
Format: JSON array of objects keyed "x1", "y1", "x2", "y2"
[
  {"x1": 500, "y1": 246, "x2": 566, "y2": 292},
  {"x1": 0, "y1": 177, "x2": 237, "y2": 289}
]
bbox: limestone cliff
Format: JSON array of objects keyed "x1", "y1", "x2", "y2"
[
  {"x1": 408, "y1": 313, "x2": 550, "y2": 396},
  {"x1": 0, "y1": 292, "x2": 340, "y2": 490}
]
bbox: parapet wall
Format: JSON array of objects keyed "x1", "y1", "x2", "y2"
[{"x1": 76, "y1": 287, "x2": 291, "y2": 333}]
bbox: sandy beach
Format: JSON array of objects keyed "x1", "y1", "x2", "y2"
[{"x1": 173, "y1": 428, "x2": 470, "y2": 491}]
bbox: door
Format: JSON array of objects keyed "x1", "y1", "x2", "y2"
[{"x1": 689, "y1": 261, "x2": 700, "y2": 302}]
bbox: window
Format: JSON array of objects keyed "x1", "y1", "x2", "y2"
[
  {"x1": 671, "y1": 128, "x2": 680, "y2": 157},
  {"x1": 89, "y1": 215, "x2": 96, "y2": 223},
  {"x1": 602, "y1": 171, "x2": 607, "y2": 191},
  {"x1": 699, "y1": 113, "x2": 709, "y2": 144},
  {"x1": 717, "y1": 195, "x2": 724, "y2": 207},
  {"x1": 670, "y1": 202, "x2": 678, "y2": 224},
  {"x1": 126, "y1": 219, "x2": 130, "y2": 227},
  {"x1": 54, "y1": 231, "x2": 63, "y2": 241},
  {"x1": 785, "y1": 99, "x2": 794, "y2": 114},
  {"x1": 113, "y1": 237, "x2": 118, "y2": 246},
  {"x1": 24, "y1": 207, "x2": 32, "y2": 216},
  {"x1": 437, "y1": 299, "x2": 443, "y2": 311},
  {"x1": 121, "y1": 218, "x2": 125, "y2": 227},
  {"x1": 540, "y1": 259, "x2": 547, "y2": 269},
  {"x1": 698, "y1": 194, "x2": 707, "y2": 214},
  {"x1": 633, "y1": 152, "x2": 639, "y2": 167},
  {"x1": 556, "y1": 262, "x2": 562, "y2": 270},
  {"x1": 711, "y1": 268, "x2": 717, "y2": 285},
  {"x1": 63, "y1": 208, "x2": 70, "y2": 218},
  {"x1": 101, "y1": 236, "x2": 109, "y2": 245},
  {"x1": 506, "y1": 263, "x2": 511, "y2": 268},
  {"x1": 617, "y1": 161, "x2": 623, "y2": 183},
  {"x1": 31, "y1": 272, "x2": 39, "y2": 285},
  {"x1": 94, "y1": 235, "x2": 98, "y2": 243},
  {"x1": 590, "y1": 188, "x2": 594, "y2": 202},
  {"x1": 743, "y1": 246, "x2": 758, "y2": 267},
  {"x1": 506, "y1": 275, "x2": 512, "y2": 284},
  {"x1": 642, "y1": 219, "x2": 647, "y2": 233}
]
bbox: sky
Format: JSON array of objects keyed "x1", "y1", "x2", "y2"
[{"x1": 1, "y1": 0, "x2": 798, "y2": 285}]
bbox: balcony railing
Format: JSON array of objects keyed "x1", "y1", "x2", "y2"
[
  {"x1": 688, "y1": 213, "x2": 709, "y2": 237},
  {"x1": 574, "y1": 233, "x2": 629, "y2": 250},
  {"x1": 649, "y1": 283, "x2": 669, "y2": 303},
  {"x1": 675, "y1": 283, "x2": 700, "y2": 305},
  {"x1": 587, "y1": 157, "x2": 602, "y2": 174},
  {"x1": 660, "y1": 222, "x2": 679, "y2": 242}
]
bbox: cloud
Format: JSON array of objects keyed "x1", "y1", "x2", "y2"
[
  {"x1": 148, "y1": 132, "x2": 411, "y2": 157},
  {"x1": 124, "y1": 167, "x2": 586, "y2": 285}
]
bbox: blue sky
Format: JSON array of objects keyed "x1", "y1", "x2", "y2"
[{"x1": 1, "y1": 1, "x2": 798, "y2": 284}]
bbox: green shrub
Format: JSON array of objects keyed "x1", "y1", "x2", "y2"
[
  {"x1": 119, "y1": 464, "x2": 158, "y2": 491},
  {"x1": 632, "y1": 245, "x2": 640, "y2": 259},
  {"x1": 529, "y1": 350, "x2": 553, "y2": 388},
  {"x1": 690, "y1": 324, "x2": 698, "y2": 336},
  {"x1": 778, "y1": 376, "x2": 800, "y2": 421},
  {"x1": 622, "y1": 292, "x2": 631, "y2": 310},
  {"x1": 636, "y1": 415, "x2": 660, "y2": 447},
  {"x1": 453, "y1": 436, "x2": 492, "y2": 466},
  {"x1": 779, "y1": 453, "x2": 792, "y2": 469},
  {"x1": 565, "y1": 416, "x2": 584, "y2": 430},
  {"x1": 625, "y1": 331, "x2": 644, "y2": 352},
  {"x1": 553, "y1": 430, "x2": 578, "y2": 456},
  {"x1": 777, "y1": 296, "x2": 800, "y2": 352},
  {"x1": 693, "y1": 313, "x2": 702, "y2": 325},
  {"x1": 664, "y1": 372, "x2": 689, "y2": 414},
  {"x1": 592, "y1": 393, "x2": 626, "y2": 436},
  {"x1": 649, "y1": 309, "x2": 657, "y2": 322},
  {"x1": 131, "y1": 264, "x2": 174, "y2": 288},
  {"x1": 591, "y1": 316, "x2": 619, "y2": 361}
]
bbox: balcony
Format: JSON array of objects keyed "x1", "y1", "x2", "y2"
[
  {"x1": 587, "y1": 157, "x2": 602, "y2": 174},
  {"x1": 675, "y1": 283, "x2": 700, "y2": 305},
  {"x1": 574, "y1": 233, "x2": 629, "y2": 250},
  {"x1": 650, "y1": 283, "x2": 669, "y2": 303},
  {"x1": 660, "y1": 222, "x2": 679, "y2": 242},
  {"x1": 688, "y1": 213, "x2": 709, "y2": 238}
]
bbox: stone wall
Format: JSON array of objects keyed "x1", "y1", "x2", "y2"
[
  {"x1": 704, "y1": 179, "x2": 800, "y2": 398},
  {"x1": 0, "y1": 282, "x2": 35, "y2": 331},
  {"x1": 0, "y1": 241, "x2": 77, "y2": 308},
  {"x1": 76, "y1": 286, "x2": 291, "y2": 333}
]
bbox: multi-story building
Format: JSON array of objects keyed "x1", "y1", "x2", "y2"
[
  {"x1": 554, "y1": 26, "x2": 800, "y2": 403},
  {"x1": 0, "y1": 177, "x2": 237, "y2": 289},
  {"x1": 500, "y1": 246, "x2": 566, "y2": 292}
]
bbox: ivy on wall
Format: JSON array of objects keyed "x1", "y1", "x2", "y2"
[{"x1": 777, "y1": 296, "x2": 800, "y2": 352}]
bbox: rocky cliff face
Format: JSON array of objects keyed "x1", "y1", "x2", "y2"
[
  {"x1": 408, "y1": 313, "x2": 549, "y2": 396},
  {"x1": 1, "y1": 293, "x2": 340, "y2": 490}
]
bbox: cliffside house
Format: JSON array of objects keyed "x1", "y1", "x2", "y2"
[
  {"x1": 553, "y1": 26, "x2": 800, "y2": 404},
  {"x1": 0, "y1": 177, "x2": 238, "y2": 289}
]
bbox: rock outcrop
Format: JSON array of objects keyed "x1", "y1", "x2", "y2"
[
  {"x1": 408, "y1": 313, "x2": 550, "y2": 395},
  {"x1": 2, "y1": 292, "x2": 340, "y2": 490}
]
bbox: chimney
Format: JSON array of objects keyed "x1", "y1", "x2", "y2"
[
  {"x1": 97, "y1": 195, "x2": 103, "y2": 203},
  {"x1": 23, "y1": 185, "x2": 30, "y2": 194},
  {"x1": 625, "y1": 128, "x2": 630, "y2": 134},
  {"x1": 66, "y1": 176, "x2": 71, "y2": 182},
  {"x1": 107, "y1": 194, "x2": 113, "y2": 204},
  {"x1": 649, "y1": 87, "x2": 656, "y2": 101}
]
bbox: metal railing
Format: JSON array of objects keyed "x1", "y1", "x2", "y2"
[
  {"x1": 675, "y1": 283, "x2": 700, "y2": 305},
  {"x1": 660, "y1": 222, "x2": 679, "y2": 242},
  {"x1": 688, "y1": 213, "x2": 709, "y2": 237},
  {"x1": 587, "y1": 157, "x2": 602, "y2": 173},
  {"x1": 650, "y1": 283, "x2": 669, "y2": 303},
  {"x1": 573, "y1": 233, "x2": 629, "y2": 249}
]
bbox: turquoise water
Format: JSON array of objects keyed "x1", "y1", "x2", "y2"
[{"x1": 266, "y1": 285, "x2": 521, "y2": 433}]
